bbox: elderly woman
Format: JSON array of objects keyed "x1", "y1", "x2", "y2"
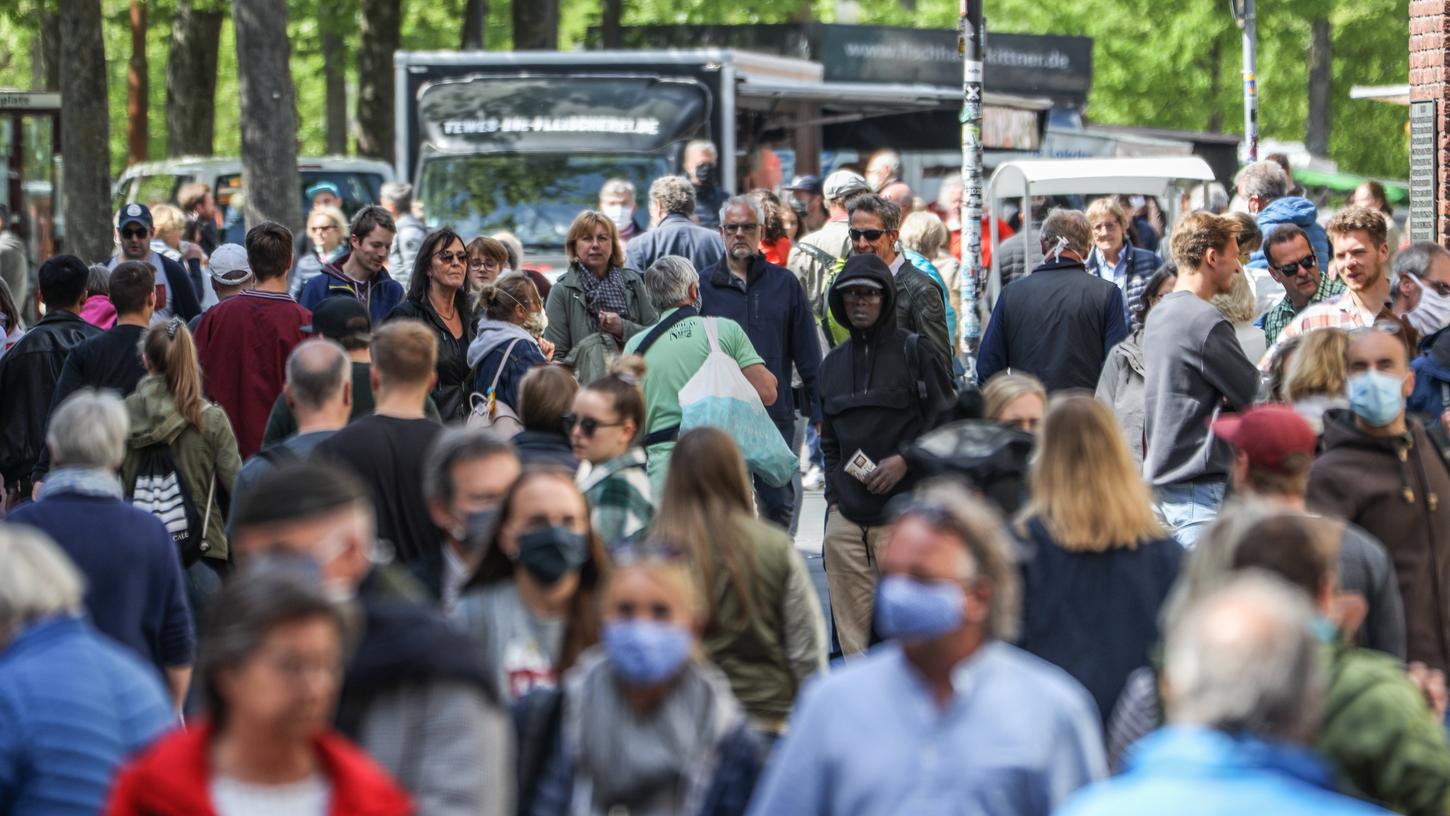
[
  {"x1": 543, "y1": 210, "x2": 658, "y2": 387},
  {"x1": 0, "y1": 526, "x2": 173, "y2": 814},
  {"x1": 901, "y1": 210, "x2": 961, "y2": 319},
  {"x1": 1084, "y1": 197, "x2": 1161, "y2": 329}
]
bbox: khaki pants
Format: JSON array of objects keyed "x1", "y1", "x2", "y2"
[{"x1": 823, "y1": 509, "x2": 888, "y2": 656}]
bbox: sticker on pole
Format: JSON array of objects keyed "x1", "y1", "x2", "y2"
[{"x1": 965, "y1": 61, "x2": 984, "y2": 83}]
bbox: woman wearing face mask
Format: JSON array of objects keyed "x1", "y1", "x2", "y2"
[
  {"x1": 1013, "y1": 395, "x2": 1182, "y2": 723},
  {"x1": 450, "y1": 467, "x2": 607, "y2": 704},
  {"x1": 544, "y1": 211, "x2": 657, "y2": 388},
  {"x1": 571, "y1": 356, "x2": 654, "y2": 549},
  {"x1": 466, "y1": 274, "x2": 553, "y2": 434},
  {"x1": 654, "y1": 427, "x2": 827, "y2": 733},
  {"x1": 385, "y1": 227, "x2": 476, "y2": 423},
  {"x1": 107, "y1": 570, "x2": 412, "y2": 815},
  {"x1": 515, "y1": 549, "x2": 766, "y2": 816}
]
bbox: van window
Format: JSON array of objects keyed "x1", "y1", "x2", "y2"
[
  {"x1": 299, "y1": 172, "x2": 384, "y2": 216},
  {"x1": 135, "y1": 174, "x2": 189, "y2": 207}
]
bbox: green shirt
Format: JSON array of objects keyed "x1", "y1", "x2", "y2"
[{"x1": 623, "y1": 310, "x2": 764, "y2": 489}]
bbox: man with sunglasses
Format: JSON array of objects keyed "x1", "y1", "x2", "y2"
[
  {"x1": 108, "y1": 202, "x2": 202, "y2": 323},
  {"x1": 1259, "y1": 224, "x2": 1345, "y2": 347}
]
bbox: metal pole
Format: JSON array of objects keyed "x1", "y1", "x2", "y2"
[
  {"x1": 1236, "y1": 0, "x2": 1259, "y2": 161},
  {"x1": 959, "y1": 0, "x2": 984, "y2": 357}
]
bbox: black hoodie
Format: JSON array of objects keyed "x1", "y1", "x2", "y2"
[{"x1": 818, "y1": 255, "x2": 955, "y2": 525}]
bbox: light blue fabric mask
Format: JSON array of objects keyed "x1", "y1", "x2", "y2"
[
  {"x1": 603, "y1": 619, "x2": 693, "y2": 687},
  {"x1": 875, "y1": 575, "x2": 966, "y2": 641},
  {"x1": 1347, "y1": 370, "x2": 1405, "y2": 427}
]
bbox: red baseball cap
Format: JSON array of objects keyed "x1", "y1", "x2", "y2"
[{"x1": 1211, "y1": 405, "x2": 1318, "y2": 469}]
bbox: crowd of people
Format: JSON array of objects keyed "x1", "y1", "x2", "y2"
[{"x1": 1, "y1": 144, "x2": 1449, "y2": 815}]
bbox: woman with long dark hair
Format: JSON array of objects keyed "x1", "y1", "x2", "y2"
[{"x1": 386, "y1": 227, "x2": 476, "y2": 422}]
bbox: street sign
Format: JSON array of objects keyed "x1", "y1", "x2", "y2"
[
  {"x1": 0, "y1": 92, "x2": 61, "y2": 111},
  {"x1": 1410, "y1": 100, "x2": 1437, "y2": 243}
]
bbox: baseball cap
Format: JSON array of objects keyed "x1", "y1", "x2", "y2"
[
  {"x1": 116, "y1": 202, "x2": 152, "y2": 231},
  {"x1": 1210, "y1": 405, "x2": 1318, "y2": 470},
  {"x1": 823, "y1": 171, "x2": 870, "y2": 201},
  {"x1": 208, "y1": 243, "x2": 254, "y2": 286},
  {"x1": 304, "y1": 295, "x2": 372, "y2": 345},
  {"x1": 784, "y1": 174, "x2": 823, "y2": 195},
  {"x1": 305, "y1": 181, "x2": 342, "y2": 202}
]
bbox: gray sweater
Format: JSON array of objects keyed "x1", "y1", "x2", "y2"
[{"x1": 1141, "y1": 291, "x2": 1258, "y2": 486}]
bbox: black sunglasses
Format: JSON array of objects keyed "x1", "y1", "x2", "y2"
[
  {"x1": 841, "y1": 287, "x2": 883, "y2": 301},
  {"x1": 849, "y1": 228, "x2": 887, "y2": 242},
  {"x1": 120, "y1": 227, "x2": 148, "y2": 239},
  {"x1": 1273, "y1": 254, "x2": 1317, "y2": 275},
  {"x1": 563, "y1": 413, "x2": 625, "y2": 437}
]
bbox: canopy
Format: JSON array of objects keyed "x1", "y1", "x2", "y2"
[{"x1": 985, "y1": 156, "x2": 1217, "y2": 200}]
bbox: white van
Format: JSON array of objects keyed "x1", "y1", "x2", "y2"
[{"x1": 114, "y1": 155, "x2": 396, "y2": 219}]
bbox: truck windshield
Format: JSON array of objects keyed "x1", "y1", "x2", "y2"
[{"x1": 417, "y1": 153, "x2": 667, "y2": 251}]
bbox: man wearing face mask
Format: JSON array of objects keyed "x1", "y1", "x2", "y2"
[
  {"x1": 1392, "y1": 241, "x2": 1450, "y2": 337},
  {"x1": 682, "y1": 140, "x2": 728, "y2": 229},
  {"x1": 751, "y1": 481, "x2": 1105, "y2": 815},
  {"x1": 599, "y1": 178, "x2": 643, "y2": 243},
  {"x1": 419, "y1": 429, "x2": 522, "y2": 611},
  {"x1": 1310, "y1": 326, "x2": 1450, "y2": 673},
  {"x1": 230, "y1": 460, "x2": 512, "y2": 816}
]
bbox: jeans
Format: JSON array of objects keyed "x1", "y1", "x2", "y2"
[
  {"x1": 805, "y1": 422, "x2": 825, "y2": 470},
  {"x1": 1154, "y1": 480, "x2": 1226, "y2": 548}
]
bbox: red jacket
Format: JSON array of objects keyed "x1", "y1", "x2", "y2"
[
  {"x1": 192, "y1": 289, "x2": 310, "y2": 459},
  {"x1": 106, "y1": 722, "x2": 413, "y2": 816}
]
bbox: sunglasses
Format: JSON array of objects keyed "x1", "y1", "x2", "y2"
[
  {"x1": 849, "y1": 228, "x2": 887, "y2": 242},
  {"x1": 563, "y1": 413, "x2": 625, "y2": 437},
  {"x1": 1273, "y1": 254, "x2": 1318, "y2": 275},
  {"x1": 120, "y1": 227, "x2": 148, "y2": 239},
  {"x1": 434, "y1": 251, "x2": 466, "y2": 265},
  {"x1": 722, "y1": 222, "x2": 759, "y2": 234},
  {"x1": 841, "y1": 287, "x2": 883, "y2": 302}
]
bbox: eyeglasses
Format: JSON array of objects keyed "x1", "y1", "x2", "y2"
[
  {"x1": 469, "y1": 257, "x2": 501, "y2": 270},
  {"x1": 1273, "y1": 254, "x2": 1318, "y2": 275},
  {"x1": 120, "y1": 227, "x2": 147, "y2": 239},
  {"x1": 722, "y1": 222, "x2": 759, "y2": 234},
  {"x1": 563, "y1": 413, "x2": 626, "y2": 437},
  {"x1": 849, "y1": 228, "x2": 887, "y2": 242},
  {"x1": 841, "y1": 287, "x2": 883, "y2": 302},
  {"x1": 309, "y1": 224, "x2": 338, "y2": 233},
  {"x1": 435, "y1": 251, "x2": 465, "y2": 265}
]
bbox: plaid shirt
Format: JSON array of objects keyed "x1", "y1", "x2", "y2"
[
  {"x1": 1261, "y1": 287, "x2": 1417, "y2": 368},
  {"x1": 1260, "y1": 271, "x2": 1346, "y2": 347},
  {"x1": 580, "y1": 448, "x2": 654, "y2": 550}
]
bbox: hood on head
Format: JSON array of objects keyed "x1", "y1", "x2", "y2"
[
  {"x1": 828, "y1": 254, "x2": 898, "y2": 338},
  {"x1": 1259, "y1": 196, "x2": 1320, "y2": 230}
]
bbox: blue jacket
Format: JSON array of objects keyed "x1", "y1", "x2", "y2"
[
  {"x1": 903, "y1": 247, "x2": 959, "y2": 352},
  {"x1": 1408, "y1": 326, "x2": 1450, "y2": 424},
  {"x1": 8, "y1": 491, "x2": 195, "y2": 675},
  {"x1": 0, "y1": 616, "x2": 172, "y2": 815},
  {"x1": 1058, "y1": 727, "x2": 1394, "y2": 816},
  {"x1": 466, "y1": 321, "x2": 548, "y2": 414},
  {"x1": 699, "y1": 254, "x2": 823, "y2": 426},
  {"x1": 297, "y1": 251, "x2": 405, "y2": 326},
  {"x1": 1086, "y1": 242, "x2": 1161, "y2": 329},
  {"x1": 625, "y1": 213, "x2": 725, "y2": 276},
  {"x1": 1248, "y1": 196, "x2": 1332, "y2": 274}
]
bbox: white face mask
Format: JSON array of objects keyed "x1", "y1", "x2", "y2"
[
  {"x1": 524, "y1": 309, "x2": 548, "y2": 337},
  {"x1": 603, "y1": 204, "x2": 634, "y2": 231},
  {"x1": 1407, "y1": 276, "x2": 1450, "y2": 336}
]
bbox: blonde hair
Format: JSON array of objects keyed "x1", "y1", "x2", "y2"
[
  {"x1": 141, "y1": 319, "x2": 208, "y2": 430},
  {"x1": 982, "y1": 372, "x2": 1046, "y2": 422},
  {"x1": 308, "y1": 205, "x2": 347, "y2": 233},
  {"x1": 566, "y1": 210, "x2": 626, "y2": 270},
  {"x1": 1285, "y1": 327, "x2": 1349, "y2": 402},
  {"x1": 605, "y1": 552, "x2": 708, "y2": 626},
  {"x1": 1210, "y1": 267, "x2": 1257, "y2": 324},
  {"x1": 900, "y1": 211, "x2": 949, "y2": 258},
  {"x1": 151, "y1": 203, "x2": 186, "y2": 242},
  {"x1": 1019, "y1": 395, "x2": 1165, "y2": 550},
  {"x1": 1086, "y1": 197, "x2": 1129, "y2": 230}
]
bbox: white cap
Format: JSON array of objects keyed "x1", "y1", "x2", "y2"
[{"x1": 208, "y1": 243, "x2": 253, "y2": 285}]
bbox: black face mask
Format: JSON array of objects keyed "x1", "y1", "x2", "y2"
[
  {"x1": 693, "y1": 162, "x2": 717, "y2": 187},
  {"x1": 516, "y1": 526, "x2": 589, "y2": 586}
]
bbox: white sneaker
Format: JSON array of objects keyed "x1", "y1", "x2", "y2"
[{"x1": 802, "y1": 465, "x2": 824, "y2": 490}]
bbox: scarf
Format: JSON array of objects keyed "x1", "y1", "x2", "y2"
[
  {"x1": 39, "y1": 466, "x2": 124, "y2": 501},
  {"x1": 576, "y1": 265, "x2": 631, "y2": 322},
  {"x1": 565, "y1": 649, "x2": 742, "y2": 816}
]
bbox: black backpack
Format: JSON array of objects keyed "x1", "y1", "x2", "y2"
[{"x1": 129, "y1": 442, "x2": 209, "y2": 567}]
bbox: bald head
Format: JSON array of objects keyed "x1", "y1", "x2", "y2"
[
  {"x1": 285, "y1": 339, "x2": 352, "y2": 423},
  {"x1": 880, "y1": 181, "x2": 914, "y2": 211}
]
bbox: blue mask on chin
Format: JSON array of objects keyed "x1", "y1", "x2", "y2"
[
  {"x1": 874, "y1": 575, "x2": 966, "y2": 641},
  {"x1": 603, "y1": 619, "x2": 693, "y2": 686}
]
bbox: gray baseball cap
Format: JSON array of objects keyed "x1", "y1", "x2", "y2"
[{"x1": 823, "y1": 170, "x2": 870, "y2": 201}]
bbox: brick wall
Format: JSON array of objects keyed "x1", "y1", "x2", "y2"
[{"x1": 1411, "y1": 0, "x2": 1450, "y2": 242}]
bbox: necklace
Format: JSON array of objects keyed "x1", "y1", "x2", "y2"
[{"x1": 431, "y1": 289, "x2": 457, "y2": 321}]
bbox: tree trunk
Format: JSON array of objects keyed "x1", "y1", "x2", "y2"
[
  {"x1": 513, "y1": 0, "x2": 557, "y2": 50},
  {"x1": 356, "y1": 0, "x2": 401, "y2": 160},
  {"x1": 1206, "y1": 35, "x2": 1223, "y2": 133},
  {"x1": 233, "y1": 0, "x2": 302, "y2": 232},
  {"x1": 599, "y1": 0, "x2": 621, "y2": 48},
  {"x1": 320, "y1": 0, "x2": 349, "y2": 154},
  {"x1": 59, "y1": 0, "x2": 113, "y2": 262},
  {"x1": 165, "y1": 0, "x2": 224, "y2": 157},
  {"x1": 127, "y1": 0, "x2": 148, "y2": 165},
  {"x1": 1307, "y1": 16, "x2": 1332, "y2": 157},
  {"x1": 31, "y1": 7, "x2": 61, "y2": 91},
  {"x1": 461, "y1": 0, "x2": 486, "y2": 50}
]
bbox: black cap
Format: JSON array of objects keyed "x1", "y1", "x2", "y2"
[
  {"x1": 116, "y1": 202, "x2": 153, "y2": 230},
  {"x1": 303, "y1": 295, "x2": 371, "y2": 346},
  {"x1": 784, "y1": 174, "x2": 823, "y2": 195}
]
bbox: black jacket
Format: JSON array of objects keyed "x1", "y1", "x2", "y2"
[
  {"x1": 0, "y1": 310, "x2": 102, "y2": 491},
  {"x1": 513, "y1": 429, "x2": 580, "y2": 471},
  {"x1": 819, "y1": 255, "x2": 955, "y2": 525},
  {"x1": 158, "y1": 253, "x2": 203, "y2": 321},
  {"x1": 32, "y1": 323, "x2": 149, "y2": 482},
  {"x1": 385, "y1": 295, "x2": 476, "y2": 423}
]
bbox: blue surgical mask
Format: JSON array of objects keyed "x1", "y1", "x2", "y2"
[
  {"x1": 603, "y1": 619, "x2": 693, "y2": 686},
  {"x1": 1347, "y1": 370, "x2": 1405, "y2": 427},
  {"x1": 874, "y1": 575, "x2": 966, "y2": 641}
]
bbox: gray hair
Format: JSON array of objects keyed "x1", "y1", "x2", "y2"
[
  {"x1": 684, "y1": 140, "x2": 718, "y2": 161},
  {"x1": 870, "y1": 148, "x2": 903, "y2": 175},
  {"x1": 86, "y1": 264, "x2": 110, "y2": 297},
  {"x1": 423, "y1": 427, "x2": 518, "y2": 504},
  {"x1": 900, "y1": 210, "x2": 949, "y2": 257},
  {"x1": 379, "y1": 181, "x2": 413, "y2": 209},
  {"x1": 1236, "y1": 160, "x2": 1290, "y2": 203},
  {"x1": 600, "y1": 178, "x2": 636, "y2": 200},
  {"x1": 1164, "y1": 572, "x2": 1324, "y2": 744},
  {"x1": 1392, "y1": 241, "x2": 1450, "y2": 287},
  {"x1": 644, "y1": 255, "x2": 698, "y2": 311},
  {"x1": 719, "y1": 195, "x2": 764, "y2": 229},
  {"x1": 648, "y1": 176, "x2": 696, "y2": 217},
  {"x1": 47, "y1": 388, "x2": 129, "y2": 469},
  {"x1": 0, "y1": 526, "x2": 85, "y2": 642},
  {"x1": 285, "y1": 339, "x2": 351, "y2": 412},
  {"x1": 846, "y1": 193, "x2": 902, "y2": 232},
  {"x1": 1039, "y1": 208, "x2": 1093, "y2": 257}
]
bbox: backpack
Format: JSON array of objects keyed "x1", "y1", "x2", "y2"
[
  {"x1": 129, "y1": 442, "x2": 214, "y2": 567},
  {"x1": 468, "y1": 338, "x2": 525, "y2": 437}
]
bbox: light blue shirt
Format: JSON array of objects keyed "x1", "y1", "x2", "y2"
[
  {"x1": 747, "y1": 641, "x2": 1106, "y2": 815},
  {"x1": 1085, "y1": 245, "x2": 1129, "y2": 290}
]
